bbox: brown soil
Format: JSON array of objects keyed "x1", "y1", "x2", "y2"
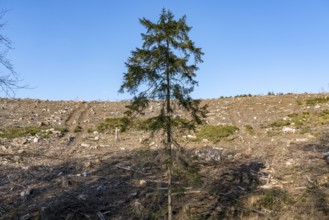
[{"x1": 1, "y1": 93, "x2": 329, "y2": 219}]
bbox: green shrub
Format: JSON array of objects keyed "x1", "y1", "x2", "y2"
[
  {"x1": 197, "y1": 125, "x2": 239, "y2": 143},
  {"x1": 0, "y1": 126, "x2": 68, "y2": 139},
  {"x1": 259, "y1": 194, "x2": 275, "y2": 209},
  {"x1": 96, "y1": 117, "x2": 130, "y2": 133},
  {"x1": 287, "y1": 113, "x2": 298, "y2": 118},
  {"x1": 270, "y1": 120, "x2": 291, "y2": 128},
  {"x1": 73, "y1": 126, "x2": 82, "y2": 133},
  {"x1": 135, "y1": 117, "x2": 163, "y2": 131},
  {"x1": 135, "y1": 117, "x2": 195, "y2": 132},
  {"x1": 55, "y1": 127, "x2": 68, "y2": 133},
  {"x1": 244, "y1": 125, "x2": 255, "y2": 135},
  {"x1": 292, "y1": 119, "x2": 304, "y2": 128},
  {"x1": 0, "y1": 126, "x2": 42, "y2": 139},
  {"x1": 317, "y1": 110, "x2": 329, "y2": 124},
  {"x1": 306, "y1": 97, "x2": 329, "y2": 105}
]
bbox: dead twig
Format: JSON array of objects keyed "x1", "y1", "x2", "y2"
[
  {"x1": 101, "y1": 210, "x2": 111, "y2": 215},
  {"x1": 251, "y1": 208, "x2": 271, "y2": 215},
  {"x1": 266, "y1": 174, "x2": 271, "y2": 184},
  {"x1": 140, "y1": 179, "x2": 179, "y2": 185},
  {"x1": 306, "y1": 175, "x2": 315, "y2": 185},
  {"x1": 143, "y1": 179, "x2": 168, "y2": 184},
  {"x1": 165, "y1": 190, "x2": 202, "y2": 196},
  {"x1": 7, "y1": 175, "x2": 24, "y2": 188},
  {"x1": 96, "y1": 211, "x2": 106, "y2": 220}
]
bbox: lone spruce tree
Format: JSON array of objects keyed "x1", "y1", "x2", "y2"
[{"x1": 119, "y1": 9, "x2": 207, "y2": 219}]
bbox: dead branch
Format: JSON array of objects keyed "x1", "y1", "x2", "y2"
[
  {"x1": 96, "y1": 211, "x2": 106, "y2": 220},
  {"x1": 251, "y1": 208, "x2": 271, "y2": 215},
  {"x1": 306, "y1": 175, "x2": 315, "y2": 185},
  {"x1": 165, "y1": 190, "x2": 202, "y2": 196},
  {"x1": 7, "y1": 175, "x2": 24, "y2": 188}
]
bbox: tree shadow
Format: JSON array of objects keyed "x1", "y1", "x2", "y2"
[
  {"x1": 0, "y1": 148, "x2": 165, "y2": 219},
  {"x1": 206, "y1": 161, "x2": 265, "y2": 218},
  {"x1": 289, "y1": 132, "x2": 329, "y2": 217},
  {"x1": 0, "y1": 147, "x2": 278, "y2": 219}
]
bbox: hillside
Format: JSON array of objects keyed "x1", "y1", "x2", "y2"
[{"x1": 1, "y1": 93, "x2": 329, "y2": 219}]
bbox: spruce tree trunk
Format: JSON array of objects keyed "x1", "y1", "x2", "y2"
[
  {"x1": 166, "y1": 85, "x2": 173, "y2": 220},
  {"x1": 166, "y1": 45, "x2": 173, "y2": 220},
  {"x1": 168, "y1": 164, "x2": 172, "y2": 220}
]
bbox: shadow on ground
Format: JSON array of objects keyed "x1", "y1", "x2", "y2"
[
  {"x1": 292, "y1": 132, "x2": 329, "y2": 217},
  {"x1": 0, "y1": 146, "x2": 270, "y2": 219},
  {"x1": 2, "y1": 132, "x2": 329, "y2": 219}
]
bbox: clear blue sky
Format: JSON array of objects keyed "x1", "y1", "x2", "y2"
[{"x1": 1, "y1": 0, "x2": 328, "y2": 101}]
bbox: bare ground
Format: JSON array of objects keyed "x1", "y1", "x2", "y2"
[{"x1": 1, "y1": 93, "x2": 329, "y2": 219}]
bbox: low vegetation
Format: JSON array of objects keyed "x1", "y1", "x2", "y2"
[
  {"x1": 306, "y1": 96, "x2": 329, "y2": 105},
  {"x1": 196, "y1": 125, "x2": 239, "y2": 143},
  {"x1": 96, "y1": 117, "x2": 131, "y2": 133},
  {"x1": 270, "y1": 120, "x2": 291, "y2": 128},
  {"x1": 244, "y1": 125, "x2": 255, "y2": 135},
  {"x1": 257, "y1": 189, "x2": 292, "y2": 211},
  {"x1": 96, "y1": 117, "x2": 195, "y2": 134},
  {"x1": 267, "y1": 109, "x2": 329, "y2": 136},
  {"x1": 96, "y1": 117, "x2": 240, "y2": 144},
  {"x1": 0, "y1": 126, "x2": 42, "y2": 139},
  {"x1": 287, "y1": 112, "x2": 306, "y2": 128},
  {"x1": 0, "y1": 126, "x2": 67, "y2": 139},
  {"x1": 317, "y1": 109, "x2": 329, "y2": 125},
  {"x1": 56, "y1": 127, "x2": 68, "y2": 133},
  {"x1": 268, "y1": 112, "x2": 309, "y2": 129},
  {"x1": 73, "y1": 126, "x2": 82, "y2": 133}
]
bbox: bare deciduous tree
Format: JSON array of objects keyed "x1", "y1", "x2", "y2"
[{"x1": 0, "y1": 10, "x2": 23, "y2": 96}]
